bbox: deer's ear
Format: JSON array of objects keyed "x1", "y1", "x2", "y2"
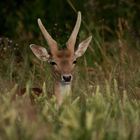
[
  {"x1": 75, "y1": 36, "x2": 92, "y2": 58},
  {"x1": 30, "y1": 44, "x2": 50, "y2": 61}
]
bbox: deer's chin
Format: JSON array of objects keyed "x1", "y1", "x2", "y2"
[{"x1": 61, "y1": 81, "x2": 71, "y2": 85}]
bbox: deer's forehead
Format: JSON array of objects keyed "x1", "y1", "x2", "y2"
[{"x1": 55, "y1": 49, "x2": 73, "y2": 59}]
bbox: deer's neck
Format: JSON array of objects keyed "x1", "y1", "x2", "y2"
[{"x1": 54, "y1": 82, "x2": 71, "y2": 106}]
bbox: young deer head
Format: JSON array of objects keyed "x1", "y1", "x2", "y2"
[{"x1": 30, "y1": 11, "x2": 92, "y2": 106}]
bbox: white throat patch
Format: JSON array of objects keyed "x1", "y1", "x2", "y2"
[{"x1": 60, "y1": 83, "x2": 71, "y2": 96}]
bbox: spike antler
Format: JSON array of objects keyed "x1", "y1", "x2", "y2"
[
  {"x1": 67, "y1": 11, "x2": 81, "y2": 52},
  {"x1": 37, "y1": 11, "x2": 81, "y2": 54},
  {"x1": 37, "y1": 18, "x2": 58, "y2": 54}
]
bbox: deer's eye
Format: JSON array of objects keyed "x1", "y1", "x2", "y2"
[
  {"x1": 73, "y1": 60, "x2": 77, "y2": 64},
  {"x1": 50, "y1": 61, "x2": 57, "y2": 65}
]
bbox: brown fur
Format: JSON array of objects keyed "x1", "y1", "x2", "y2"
[{"x1": 29, "y1": 12, "x2": 92, "y2": 106}]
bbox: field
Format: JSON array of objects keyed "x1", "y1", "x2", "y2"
[
  {"x1": 0, "y1": 1, "x2": 140, "y2": 139},
  {"x1": 0, "y1": 27, "x2": 140, "y2": 140}
]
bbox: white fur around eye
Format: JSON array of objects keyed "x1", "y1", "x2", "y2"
[
  {"x1": 73, "y1": 60, "x2": 77, "y2": 64},
  {"x1": 50, "y1": 61, "x2": 57, "y2": 65}
]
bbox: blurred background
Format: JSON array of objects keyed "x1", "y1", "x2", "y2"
[
  {"x1": 0, "y1": 0, "x2": 140, "y2": 41},
  {"x1": 0, "y1": 0, "x2": 140, "y2": 94}
]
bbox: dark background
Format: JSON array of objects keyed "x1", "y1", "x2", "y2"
[{"x1": 0, "y1": 0, "x2": 140, "y2": 42}]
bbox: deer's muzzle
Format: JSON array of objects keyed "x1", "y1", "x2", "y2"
[{"x1": 61, "y1": 74, "x2": 72, "y2": 83}]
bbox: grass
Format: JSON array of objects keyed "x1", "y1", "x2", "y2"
[
  {"x1": 0, "y1": 81, "x2": 140, "y2": 140},
  {"x1": 0, "y1": 24, "x2": 140, "y2": 140}
]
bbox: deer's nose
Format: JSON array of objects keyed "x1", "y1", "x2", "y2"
[{"x1": 62, "y1": 74, "x2": 72, "y2": 82}]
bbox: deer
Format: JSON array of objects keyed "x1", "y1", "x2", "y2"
[{"x1": 30, "y1": 11, "x2": 92, "y2": 106}]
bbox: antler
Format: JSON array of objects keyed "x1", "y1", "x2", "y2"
[
  {"x1": 37, "y1": 18, "x2": 58, "y2": 54},
  {"x1": 67, "y1": 11, "x2": 81, "y2": 52}
]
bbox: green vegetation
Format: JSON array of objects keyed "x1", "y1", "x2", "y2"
[
  {"x1": 0, "y1": 0, "x2": 140, "y2": 139},
  {"x1": 0, "y1": 80, "x2": 140, "y2": 139}
]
